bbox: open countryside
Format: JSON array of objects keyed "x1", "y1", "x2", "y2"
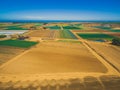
[{"x1": 0, "y1": 22, "x2": 120, "y2": 90}]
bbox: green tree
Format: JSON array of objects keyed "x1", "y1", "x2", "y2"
[
  {"x1": 0, "y1": 35, "x2": 7, "y2": 38},
  {"x1": 112, "y1": 38, "x2": 120, "y2": 46}
]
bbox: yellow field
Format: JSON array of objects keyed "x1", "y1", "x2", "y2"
[
  {"x1": 0, "y1": 46, "x2": 25, "y2": 65},
  {"x1": 0, "y1": 41, "x2": 107, "y2": 74}
]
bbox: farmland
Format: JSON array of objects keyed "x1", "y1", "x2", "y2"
[
  {"x1": 63, "y1": 25, "x2": 81, "y2": 30},
  {"x1": 0, "y1": 23, "x2": 27, "y2": 30},
  {"x1": 77, "y1": 33, "x2": 115, "y2": 40},
  {"x1": 0, "y1": 40, "x2": 38, "y2": 48},
  {"x1": 0, "y1": 41, "x2": 107, "y2": 74},
  {"x1": 5, "y1": 26, "x2": 27, "y2": 30},
  {"x1": 26, "y1": 30, "x2": 60, "y2": 39},
  {"x1": 0, "y1": 22, "x2": 120, "y2": 89},
  {"x1": 59, "y1": 30, "x2": 77, "y2": 39},
  {"x1": 57, "y1": 39, "x2": 81, "y2": 44},
  {"x1": 95, "y1": 26, "x2": 120, "y2": 32},
  {"x1": 0, "y1": 46, "x2": 25, "y2": 65},
  {"x1": 45, "y1": 25, "x2": 61, "y2": 30},
  {"x1": 110, "y1": 30, "x2": 120, "y2": 32},
  {"x1": 26, "y1": 29, "x2": 77, "y2": 39}
]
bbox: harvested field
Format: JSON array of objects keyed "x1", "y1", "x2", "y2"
[
  {"x1": 57, "y1": 39, "x2": 82, "y2": 44},
  {"x1": 0, "y1": 41, "x2": 107, "y2": 74},
  {"x1": 0, "y1": 46, "x2": 25, "y2": 65},
  {"x1": 107, "y1": 33, "x2": 120, "y2": 38},
  {"x1": 26, "y1": 30, "x2": 59, "y2": 39}
]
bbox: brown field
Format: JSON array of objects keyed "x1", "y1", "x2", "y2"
[
  {"x1": 0, "y1": 46, "x2": 25, "y2": 65},
  {"x1": 26, "y1": 30, "x2": 60, "y2": 39},
  {"x1": 0, "y1": 41, "x2": 107, "y2": 74},
  {"x1": 108, "y1": 33, "x2": 120, "y2": 38},
  {"x1": 20, "y1": 24, "x2": 35, "y2": 29}
]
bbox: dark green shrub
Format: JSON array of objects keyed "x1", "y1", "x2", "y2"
[
  {"x1": 0, "y1": 35, "x2": 7, "y2": 38},
  {"x1": 112, "y1": 38, "x2": 120, "y2": 46}
]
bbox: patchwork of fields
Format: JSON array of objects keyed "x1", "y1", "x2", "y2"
[
  {"x1": 1, "y1": 22, "x2": 120, "y2": 40},
  {"x1": 0, "y1": 22, "x2": 120, "y2": 89},
  {"x1": 0, "y1": 41, "x2": 107, "y2": 74},
  {"x1": 94, "y1": 26, "x2": 120, "y2": 32}
]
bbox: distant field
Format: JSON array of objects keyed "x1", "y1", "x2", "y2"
[
  {"x1": 0, "y1": 23, "x2": 28, "y2": 30},
  {"x1": 34, "y1": 23, "x2": 43, "y2": 26},
  {"x1": 0, "y1": 40, "x2": 38, "y2": 48},
  {"x1": 94, "y1": 26, "x2": 112, "y2": 30},
  {"x1": 94, "y1": 26, "x2": 120, "y2": 32},
  {"x1": 45, "y1": 25, "x2": 61, "y2": 30},
  {"x1": 63, "y1": 25, "x2": 81, "y2": 30},
  {"x1": 78, "y1": 33, "x2": 115, "y2": 40},
  {"x1": 5, "y1": 26, "x2": 27, "y2": 30},
  {"x1": 110, "y1": 30, "x2": 120, "y2": 32},
  {"x1": 60, "y1": 30, "x2": 77, "y2": 39},
  {"x1": 58, "y1": 40, "x2": 81, "y2": 43}
]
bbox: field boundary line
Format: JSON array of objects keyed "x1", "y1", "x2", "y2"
[
  {"x1": 82, "y1": 41, "x2": 119, "y2": 75},
  {"x1": 0, "y1": 48, "x2": 31, "y2": 69}
]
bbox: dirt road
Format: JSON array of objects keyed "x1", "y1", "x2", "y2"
[{"x1": 86, "y1": 42, "x2": 120, "y2": 72}]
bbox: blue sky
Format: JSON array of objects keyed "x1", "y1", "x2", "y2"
[{"x1": 0, "y1": 0, "x2": 120, "y2": 20}]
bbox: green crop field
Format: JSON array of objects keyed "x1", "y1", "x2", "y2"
[
  {"x1": 0, "y1": 40, "x2": 38, "y2": 48},
  {"x1": 5, "y1": 26, "x2": 27, "y2": 30},
  {"x1": 46, "y1": 26, "x2": 61, "y2": 30},
  {"x1": 63, "y1": 25, "x2": 81, "y2": 30},
  {"x1": 60, "y1": 30, "x2": 77, "y2": 39},
  {"x1": 110, "y1": 30, "x2": 120, "y2": 32},
  {"x1": 95, "y1": 26, "x2": 120, "y2": 32},
  {"x1": 77, "y1": 33, "x2": 115, "y2": 40},
  {"x1": 94, "y1": 26, "x2": 112, "y2": 30},
  {"x1": 34, "y1": 23, "x2": 43, "y2": 26}
]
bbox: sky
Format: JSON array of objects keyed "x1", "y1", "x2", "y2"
[{"x1": 0, "y1": 0, "x2": 120, "y2": 21}]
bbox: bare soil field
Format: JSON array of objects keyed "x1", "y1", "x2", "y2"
[
  {"x1": 107, "y1": 33, "x2": 120, "y2": 38},
  {"x1": 26, "y1": 30, "x2": 59, "y2": 39},
  {"x1": 0, "y1": 46, "x2": 25, "y2": 65},
  {"x1": 0, "y1": 41, "x2": 107, "y2": 74}
]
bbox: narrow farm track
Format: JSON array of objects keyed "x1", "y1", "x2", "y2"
[
  {"x1": 71, "y1": 30, "x2": 120, "y2": 74},
  {"x1": 86, "y1": 42, "x2": 120, "y2": 72}
]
